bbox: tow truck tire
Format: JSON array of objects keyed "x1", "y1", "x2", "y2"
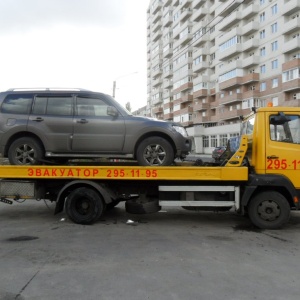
[
  {"x1": 8, "y1": 137, "x2": 44, "y2": 165},
  {"x1": 248, "y1": 191, "x2": 290, "y2": 229},
  {"x1": 65, "y1": 187, "x2": 104, "y2": 225},
  {"x1": 136, "y1": 137, "x2": 174, "y2": 166}
]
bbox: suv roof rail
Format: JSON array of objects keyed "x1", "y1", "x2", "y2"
[{"x1": 7, "y1": 88, "x2": 91, "y2": 92}]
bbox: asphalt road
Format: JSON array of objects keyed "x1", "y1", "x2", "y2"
[{"x1": 1, "y1": 201, "x2": 300, "y2": 300}]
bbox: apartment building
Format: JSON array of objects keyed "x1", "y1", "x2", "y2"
[{"x1": 146, "y1": 0, "x2": 300, "y2": 154}]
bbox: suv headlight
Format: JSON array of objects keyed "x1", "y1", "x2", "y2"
[{"x1": 173, "y1": 125, "x2": 188, "y2": 137}]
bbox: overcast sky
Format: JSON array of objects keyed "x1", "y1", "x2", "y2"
[{"x1": 0, "y1": 0, "x2": 149, "y2": 111}]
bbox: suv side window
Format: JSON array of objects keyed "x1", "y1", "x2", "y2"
[
  {"x1": 1, "y1": 94, "x2": 33, "y2": 114},
  {"x1": 76, "y1": 97, "x2": 110, "y2": 117},
  {"x1": 32, "y1": 96, "x2": 73, "y2": 116}
]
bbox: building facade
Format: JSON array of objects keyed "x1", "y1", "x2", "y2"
[{"x1": 146, "y1": 0, "x2": 300, "y2": 153}]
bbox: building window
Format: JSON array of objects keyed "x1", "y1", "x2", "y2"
[
  {"x1": 260, "y1": 64, "x2": 266, "y2": 74},
  {"x1": 260, "y1": 12, "x2": 265, "y2": 22},
  {"x1": 271, "y1": 41, "x2": 278, "y2": 51},
  {"x1": 211, "y1": 135, "x2": 217, "y2": 148},
  {"x1": 271, "y1": 22, "x2": 278, "y2": 33},
  {"x1": 203, "y1": 136, "x2": 209, "y2": 148},
  {"x1": 220, "y1": 134, "x2": 228, "y2": 147},
  {"x1": 271, "y1": 4, "x2": 278, "y2": 15},
  {"x1": 272, "y1": 97, "x2": 279, "y2": 106},
  {"x1": 260, "y1": 47, "x2": 266, "y2": 56},
  {"x1": 272, "y1": 59, "x2": 278, "y2": 69},
  {"x1": 260, "y1": 82, "x2": 267, "y2": 91},
  {"x1": 260, "y1": 0, "x2": 265, "y2": 4},
  {"x1": 260, "y1": 30, "x2": 265, "y2": 39},
  {"x1": 272, "y1": 78, "x2": 279, "y2": 88},
  {"x1": 282, "y1": 68, "x2": 300, "y2": 82},
  {"x1": 219, "y1": 36, "x2": 240, "y2": 52}
]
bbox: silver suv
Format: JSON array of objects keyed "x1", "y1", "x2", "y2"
[{"x1": 0, "y1": 88, "x2": 192, "y2": 166}]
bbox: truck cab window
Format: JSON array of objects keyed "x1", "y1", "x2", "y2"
[{"x1": 270, "y1": 114, "x2": 300, "y2": 144}]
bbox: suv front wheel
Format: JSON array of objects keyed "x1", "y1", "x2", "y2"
[
  {"x1": 136, "y1": 137, "x2": 174, "y2": 166},
  {"x1": 8, "y1": 137, "x2": 44, "y2": 165}
]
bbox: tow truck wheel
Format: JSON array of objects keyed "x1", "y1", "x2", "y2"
[
  {"x1": 248, "y1": 191, "x2": 290, "y2": 229},
  {"x1": 136, "y1": 137, "x2": 174, "y2": 166},
  {"x1": 8, "y1": 137, "x2": 44, "y2": 165},
  {"x1": 65, "y1": 187, "x2": 104, "y2": 225}
]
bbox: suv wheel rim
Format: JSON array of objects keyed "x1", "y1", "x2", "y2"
[
  {"x1": 15, "y1": 144, "x2": 35, "y2": 164},
  {"x1": 143, "y1": 144, "x2": 166, "y2": 166}
]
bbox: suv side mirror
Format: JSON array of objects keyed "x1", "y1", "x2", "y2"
[{"x1": 107, "y1": 106, "x2": 118, "y2": 117}]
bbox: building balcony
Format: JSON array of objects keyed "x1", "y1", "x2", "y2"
[
  {"x1": 180, "y1": 9, "x2": 193, "y2": 23},
  {"x1": 193, "y1": 102, "x2": 210, "y2": 111},
  {"x1": 242, "y1": 21, "x2": 259, "y2": 35},
  {"x1": 282, "y1": 0, "x2": 300, "y2": 16},
  {"x1": 219, "y1": 109, "x2": 246, "y2": 121},
  {"x1": 193, "y1": 61, "x2": 209, "y2": 73},
  {"x1": 163, "y1": 101, "x2": 173, "y2": 109},
  {"x1": 193, "y1": 89, "x2": 208, "y2": 98},
  {"x1": 219, "y1": 93, "x2": 243, "y2": 105},
  {"x1": 192, "y1": 20, "x2": 207, "y2": 34},
  {"x1": 164, "y1": 113, "x2": 174, "y2": 120},
  {"x1": 192, "y1": 8, "x2": 209, "y2": 22},
  {"x1": 163, "y1": 0, "x2": 172, "y2": 7},
  {"x1": 151, "y1": 0, "x2": 163, "y2": 14},
  {"x1": 193, "y1": 116, "x2": 210, "y2": 124},
  {"x1": 282, "y1": 58, "x2": 300, "y2": 71},
  {"x1": 152, "y1": 12, "x2": 162, "y2": 25},
  {"x1": 218, "y1": 28, "x2": 243, "y2": 46},
  {"x1": 283, "y1": 18, "x2": 300, "y2": 35},
  {"x1": 193, "y1": 47, "x2": 208, "y2": 58},
  {"x1": 282, "y1": 99, "x2": 300, "y2": 107},
  {"x1": 243, "y1": 38, "x2": 259, "y2": 52},
  {"x1": 216, "y1": 0, "x2": 243, "y2": 17},
  {"x1": 163, "y1": 79, "x2": 173, "y2": 89},
  {"x1": 242, "y1": 4, "x2": 259, "y2": 19},
  {"x1": 152, "y1": 78, "x2": 162, "y2": 88},
  {"x1": 242, "y1": 55, "x2": 260, "y2": 68},
  {"x1": 163, "y1": 15, "x2": 173, "y2": 28},
  {"x1": 162, "y1": 69, "x2": 173, "y2": 78},
  {"x1": 282, "y1": 38, "x2": 300, "y2": 54},
  {"x1": 218, "y1": 11, "x2": 242, "y2": 31},
  {"x1": 181, "y1": 94, "x2": 193, "y2": 103},
  {"x1": 192, "y1": 34, "x2": 209, "y2": 47},
  {"x1": 180, "y1": 33, "x2": 193, "y2": 46},
  {"x1": 152, "y1": 106, "x2": 163, "y2": 114},
  {"x1": 221, "y1": 60, "x2": 243, "y2": 75},
  {"x1": 178, "y1": 106, "x2": 194, "y2": 115},
  {"x1": 242, "y1": 90, "x2": 260, "y2": 99},
  {"x1": 219, "y1": 73, "x2": 259, "y2": 90},
  {"x1": 152, "y1": 30, "x2": 163, "y2": 42},
  {"x1": 173, "y1": 82, "x2": 193, "y2": 94},
  {"x1": 282, "y1": 78, "x2": 300, "y2": 92},
  {"x1": 152, "y1": 68, "x2": 163, "y2": 78},
  {"x1": 192, "y1": 0, "x2": 205, "y2": 9},
  {"x1": 218, "y1": 44, "x2": 243, "y2": 61},
  {"x1": 163, "y1": 48, "x2": 173, "y2": 59}
]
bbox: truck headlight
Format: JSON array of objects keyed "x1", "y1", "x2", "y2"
[{"x1": 173, "y1": 125, "x2": 188, "y2": 137}]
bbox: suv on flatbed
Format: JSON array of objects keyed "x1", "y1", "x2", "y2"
[{"x1": 0, "y1": 88, "x2": 192, "y2": 166}]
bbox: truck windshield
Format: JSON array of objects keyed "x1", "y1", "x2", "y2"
[{"x1": 270, "y1": 114, "x2": 300, "y2": 144}]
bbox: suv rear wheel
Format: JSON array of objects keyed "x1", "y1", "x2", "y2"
[
  {"x1": 8, "y1": 137, "x2": 44, "y2": 165},
  {"x1": 136, "y1": 137, "x2": 174, "y2": 166}
]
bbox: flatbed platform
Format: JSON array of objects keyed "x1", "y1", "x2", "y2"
[{"x1": 0, "y1": 165, "x2": 249, "y2": 181}]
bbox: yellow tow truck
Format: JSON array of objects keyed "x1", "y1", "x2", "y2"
[{"x1": 0, "y1": 106, "x2": 299, "y2": 229}]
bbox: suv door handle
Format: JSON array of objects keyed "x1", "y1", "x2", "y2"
[
  {"x1": 32, "y1": 117, "x2": 44, "y2": 122},
  {"x1": 267, "y1": 155, "x2": 279, "y2": 159},
  {"x1": 77, "y1": 119, "x2": 88, "y2": 124}
]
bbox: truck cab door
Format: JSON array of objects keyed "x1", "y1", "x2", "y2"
[{"x1": 265, "y1": 112, "x2": 300, "y2": 189}]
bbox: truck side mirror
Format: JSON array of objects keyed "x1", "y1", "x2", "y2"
[
  {"x1": 107, "y1": 106, "x2": 119, "y2": 117},
  {"x1": 270, "y1": 112, "x2": 290, "y2": 125}
]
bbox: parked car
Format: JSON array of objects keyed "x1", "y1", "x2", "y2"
[
  {"x1": 212, "y1": 146, "x2": 226, "y2": 161},
  {"x1": 0, "y1": 88, "x2": 192, "y2": 166}
]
